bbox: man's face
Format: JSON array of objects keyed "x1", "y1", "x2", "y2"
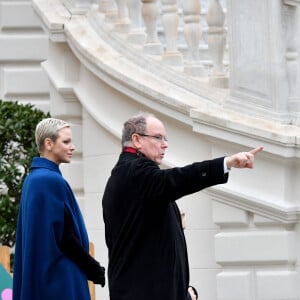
[{"x1": 138, "y1": 117, "x2": 168, "y2": 165}]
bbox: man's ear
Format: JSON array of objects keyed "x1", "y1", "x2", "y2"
[{"x1": 131, "y1": 133, "x2": 142, "y2": 149}]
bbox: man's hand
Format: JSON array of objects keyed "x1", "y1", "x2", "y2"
[{"x1": 226, "y1": 146, "x2": 264, "y2": 170}]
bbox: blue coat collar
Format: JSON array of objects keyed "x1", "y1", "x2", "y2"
[{"x1": 31, "y1": 157, "x2": 61, "y2": 175}]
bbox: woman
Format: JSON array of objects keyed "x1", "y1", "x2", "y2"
[{"x1": 13, "y1": 118, "x2": 105, "y2": 300}]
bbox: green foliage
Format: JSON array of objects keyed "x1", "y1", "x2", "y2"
[{"x1": 0, "y1": 100, "x2": 50, "y2": 247}]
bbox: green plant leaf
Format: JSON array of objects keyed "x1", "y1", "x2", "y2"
[{"x1": 0, "y1": 100, "x2": 50, "y2": 247}]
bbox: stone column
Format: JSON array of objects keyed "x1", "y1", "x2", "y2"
[
  {"x1": 225, "y1": 0, "x2": 290, "y2": 123},
  {"x1": 283, "y1": 1, "x2": 300, "y2": 125},
  {"x1": 43, "y1": 41, "x2": 84, "y2": 198}
]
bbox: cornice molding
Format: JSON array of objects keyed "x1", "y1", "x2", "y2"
[
  {"x1": 32, "y1": 0, "x2": 70, "y2": 42},
  {"x1": 191, "y1": 109, "x2": 300, "y2": 158},
  {"x1": 206, "y1": 186, "x2": 300, "y2": 224},
  {"x1": 283, "y1": 0, "x2": 300, "y2": 6}
]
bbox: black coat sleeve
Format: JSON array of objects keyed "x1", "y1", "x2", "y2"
[
  {"x1": 60, "y1": 208, "x2": 105, "y2": 286},
  {"x1": 134, "y1": 156, "x2": 228, "y2": 203}
]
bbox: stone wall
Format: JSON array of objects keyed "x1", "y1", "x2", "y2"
[
  {"x1": 3, "y1": 0, "x2": 300, "y2": 299},
  {"x1": 0, "y1": 0, "x2": 49, "y2": 112}
]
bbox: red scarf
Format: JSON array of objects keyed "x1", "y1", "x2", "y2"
[
  {"x1": 123, "y1": 147, "x2": 144, "y2": 157},
  {"x1": 123, "y1": 147, "x2": 138, "y2": 154}
]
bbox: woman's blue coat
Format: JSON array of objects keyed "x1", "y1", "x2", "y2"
[{"x1": 13, "y1": 157, "x2": 90, "y2": 300}]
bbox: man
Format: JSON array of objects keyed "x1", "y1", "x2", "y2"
[{"x1": 102, "y1": 112, "x2": 263, "y2": 300}]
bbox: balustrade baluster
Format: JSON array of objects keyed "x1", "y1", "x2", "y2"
[
  {"x1": 98, "y1": 0, "x2": 109, "y2": 12},
  {"x1": 206, "y1": 0, "x2": 228, "y2": 87},
  {"x1": 114, "y1": 0, "x2": 130, "y2": 32},
  {"x1": 141, "y1": 0, "x2": 163, "y2": 55},
  {"x1": 126, "y1": 0, "x2": 146, "y2": 44},
  {"x1": 182, "y1": 0, "x2": 206, "y2": 76},
  {"x1": 161, "y1": 0, "x2": 182, "y2": 65},
  {"x1": 102, "y1": 0, "x2": 117, "y2": 22}
]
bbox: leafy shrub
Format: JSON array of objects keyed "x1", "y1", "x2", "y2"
[{"x1": 0, "y1": 100, "x2": 50, "y2": 247}]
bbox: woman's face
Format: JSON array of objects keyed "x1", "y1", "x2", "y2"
[{"x1": 44, "y1": 127, "x2": 75, "y2": 165}]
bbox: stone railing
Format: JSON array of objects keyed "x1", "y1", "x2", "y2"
[
  {"x1": 32, "y1": 0, "x2": 300, "y2": 145},
  {"x1": 63, "y1": 0, "x2": 229, "y2": 88},
  {"x1": 61, "y1": 0, "x2": 300, "y2": 126}
]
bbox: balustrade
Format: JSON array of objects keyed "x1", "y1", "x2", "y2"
[
  {"x1": 62, "y1": 0, "x2": 300, "y2": 124},
  {"x1": 66, "y1": 0, "x2": 228, "y2": 80}
]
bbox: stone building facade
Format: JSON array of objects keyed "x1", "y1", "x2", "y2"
[{"x1": 2, "y1": 0, "x2": 300, "y2": 299}]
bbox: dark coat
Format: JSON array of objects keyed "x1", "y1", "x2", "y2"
[
  {"x1": 102, "y1": 151, "x2": 228, "y2": 300},
  {"x1": 13, "y1": 157, "x2": 90, "y2": 300}
]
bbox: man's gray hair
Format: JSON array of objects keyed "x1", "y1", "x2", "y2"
[
  {"x1": 122, "y1": 112, "x2": 155, "y2": 147},
  {"x1": 35, "y1": 118, "x2": 70, "y2": 154}
]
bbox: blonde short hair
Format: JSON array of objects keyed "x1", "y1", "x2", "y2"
[{"x1": 35, "y1": 118, "x2": 70, "y2": 154}]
